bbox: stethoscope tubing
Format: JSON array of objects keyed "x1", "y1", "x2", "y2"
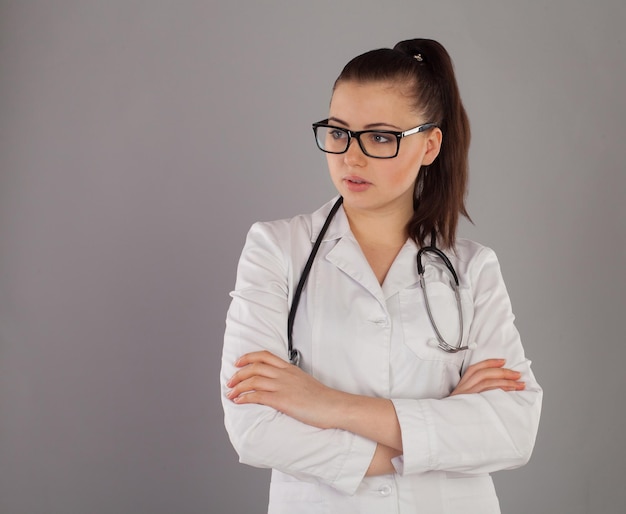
[
  {"x1": 287, "y1": 197, "x2": 344, "y2": 366},
  {"x1": 287, "y1": 197, "x2": 471, "y2": 366},
  {"x1": 416, "y1": 245, "x2": 467, "y2": 353}
]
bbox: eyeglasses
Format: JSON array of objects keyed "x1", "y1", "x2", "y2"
[{"x1": 312, "y1": 119, "x2": 438, "y2": 159}]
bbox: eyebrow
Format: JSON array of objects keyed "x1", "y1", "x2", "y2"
[{"x1": 328, "y1": 116, "x2": 402, "y2": 131}]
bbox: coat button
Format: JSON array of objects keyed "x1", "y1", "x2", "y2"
[{"x1": 378, "y1": 484, "x2": 392, "y2": 496}]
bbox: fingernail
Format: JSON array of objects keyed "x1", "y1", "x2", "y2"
[{"x1": 517, "y1": 382, "x2": 526, "y2": 390}]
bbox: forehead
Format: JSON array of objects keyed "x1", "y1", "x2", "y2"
[{"x1": 329, "y1": 80, "x2": 418, "y2": 127}]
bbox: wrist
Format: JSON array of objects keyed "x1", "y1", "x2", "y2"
[{"x1": 325, "y1": 389, "x2": 354, "y2": 430}]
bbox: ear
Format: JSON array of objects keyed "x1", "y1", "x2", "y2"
[{"x1": 421, "y1": 127, "x2": 443, "y2": 166}]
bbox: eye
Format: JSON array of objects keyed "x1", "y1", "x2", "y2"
[
  {"x1": 367, "y1": 132, "x2": 394, "y2": 144},
  {"x1": 329, "y1": 129, "x2": 348, "y2": 140}
]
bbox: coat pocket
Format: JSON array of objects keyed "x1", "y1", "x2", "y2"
[{"x1": 398, "y1": 281, "x2": 474, "y2": 365}]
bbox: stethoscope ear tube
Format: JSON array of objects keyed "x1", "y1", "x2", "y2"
[{"x1": 287, "y1": 197, "x2": 344, "y2": 366}]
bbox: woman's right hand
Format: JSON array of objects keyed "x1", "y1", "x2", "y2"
[{"x1": 450, "y1": 359, "x2": 525, "y2": 396}]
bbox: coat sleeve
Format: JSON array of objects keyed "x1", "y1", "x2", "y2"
[
  {"x1": 391, "y1": 246, "x2": 543, "y2": 476},
  {"x1": 221, "y1": 221, "x2": 377, "y2": 494}
]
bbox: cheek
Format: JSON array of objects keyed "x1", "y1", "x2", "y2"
[
  {"x1": 395, "y1": 146, "x2": 427, "y2": 183},
  {"x1": 385, "y1": 160, "x2": 421, "y2": 188},
  {"x1": 326, "y1": 154, "x2": 343, "y2": 176}
]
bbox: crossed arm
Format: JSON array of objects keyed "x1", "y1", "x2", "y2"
[{"x1": 226, "y1": 351, "x2": 525, "y2": 475}]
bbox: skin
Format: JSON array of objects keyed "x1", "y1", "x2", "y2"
[
  {"x1": 324, "y1": 81, "x2": 443, "y2": 283},
  {"x1": 227, "y1": 80, "x2": 525, "y2": 476},
  {"x1": 326, "y1": 80, "x2": 442, "y2": 225}
]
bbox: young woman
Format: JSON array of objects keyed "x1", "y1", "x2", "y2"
[{"x1": 221, "y1": 38, "x2": 542, "y2": 514}]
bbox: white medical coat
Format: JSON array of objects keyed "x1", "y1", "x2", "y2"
[{"x1": 221, "y1": 198, "x2": 542, "y2": 514}]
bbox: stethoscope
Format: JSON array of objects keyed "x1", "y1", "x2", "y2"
[{"x1": 287, "y1": 196, "x2": 474, "y2": 367}]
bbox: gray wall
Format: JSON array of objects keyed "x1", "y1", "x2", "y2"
[{"x1": 1, "y1": 1, "x2": 624, "y2": 513}]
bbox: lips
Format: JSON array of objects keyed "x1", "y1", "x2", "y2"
[
  {"x1": 344, "y1": 175, "x2": 371, "y2": 185},
  {"x1": 343, "y1": 175, "x2": 372, "y2": 192}
]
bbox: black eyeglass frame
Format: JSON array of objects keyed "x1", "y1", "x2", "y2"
[{"x1": 312, "y1": 119, "x2": 439, "y2": 159}]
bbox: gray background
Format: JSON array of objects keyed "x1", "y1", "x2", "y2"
[{"x1": 1, "y1": 1, "x2": 625, "y2": 513}]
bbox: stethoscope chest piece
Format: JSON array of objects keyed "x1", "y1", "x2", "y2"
[{"x1": 289, "y1": 349, "x2": 301, "y2": 367}]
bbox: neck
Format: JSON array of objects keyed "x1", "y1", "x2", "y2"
[{"x1": 343, "y1": 203, "x2": 412, "y2": 249}]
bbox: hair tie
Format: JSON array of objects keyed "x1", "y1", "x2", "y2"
[{"x1": 414, "y1": 54, "x2": 424, "y2": 62}]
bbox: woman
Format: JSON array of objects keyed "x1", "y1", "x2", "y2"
[{"x1": 221, "y1": 38, "x2": 542, "y2": 514}]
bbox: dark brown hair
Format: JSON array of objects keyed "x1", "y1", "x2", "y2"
[{"x1": 333, "y1": 39, "x2": 471, "y2": 249}]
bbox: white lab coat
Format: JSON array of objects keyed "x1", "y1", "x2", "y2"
[{"x1": 221, "y1": 198, "x2": 542, "y2": 514}]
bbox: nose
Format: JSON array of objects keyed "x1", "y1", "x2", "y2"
[{"x1": 343, "y1": 137, "x2": 367, "y2": 166}]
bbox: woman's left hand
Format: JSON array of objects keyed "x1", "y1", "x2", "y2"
[
  {"x1": 226, "y1": 350, "x2": 340, "y2": 429},
  {"x1": 449, "y1": 359, "x2": 525, "y2": 396}
]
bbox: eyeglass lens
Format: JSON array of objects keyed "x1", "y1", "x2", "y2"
[{"x1": 315, "y1": 126, "x2": 399, "y2": 158}]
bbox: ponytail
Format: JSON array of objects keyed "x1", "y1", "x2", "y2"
[{"x1": 334, "y1": 39, "x2": 471, "y2": 249}]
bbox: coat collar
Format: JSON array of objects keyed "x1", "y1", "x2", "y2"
[
  {"x1": 310, "y1": 197, "x2": 421, "y2": 302},
  {"x1": 309, "y1": 196, "x2": 351, "y2": 243},
  {"x1": 381, "y1": 238, "x2": 420, "y2": 298}
]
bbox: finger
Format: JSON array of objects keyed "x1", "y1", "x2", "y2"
[
  {"x1": 463, "y1": 358, "x2": 505, "y2": 375},
  {"x1": 231, "y1": 388, "x2": 296, "y2": 414},
  {"x1": 227, "y1": 362, "x2": 281, "y2": 387},
  {"x1": 465, "y1": 379, "x2": 526, "y2": 394},
  {"x1": 467, "y1": 367, "x2": 522, "y2": 383},
  {"x1": 235, "y1": 350, "x2": 290, "y2": 369},
  {"x1": 452, "y1": 379, "x2": 525, "y2": 396},
  {"x1": 455, "y1": 369, "x2": 521, "y2": 394},
  {"x1": 461, "y1": 359, "x2": 506, "y2": 382},
  {"x1": 231, "y1": 389, "x2": 274, "y2": 407},
  {"x1": 463, "y1": 359, "x2": 507, "y2": 380},
  {"x1": 227, "y1": 375, "x2": 278, "y2": 400}
]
